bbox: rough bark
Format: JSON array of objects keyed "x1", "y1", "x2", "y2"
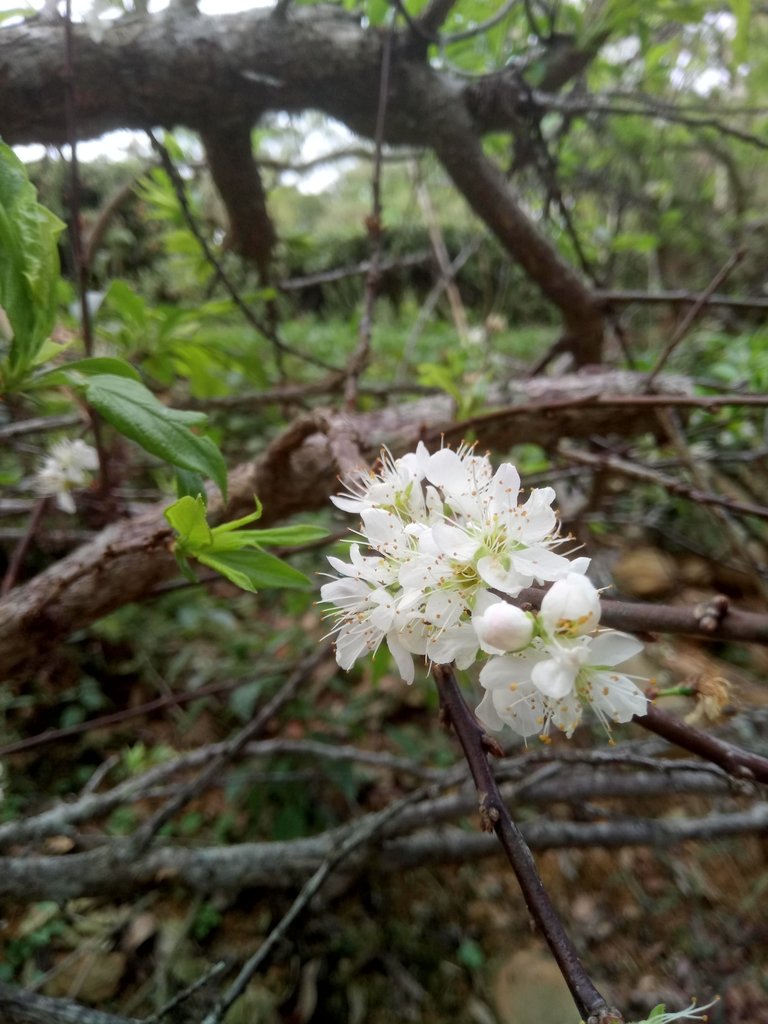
[
  {"x1": 202, "y1": 122, "x2": 277, "y2": 276},
  {"x1": 0, "y1": 985, "x2": 140, "y2": 1024},
  {"x1": 1, "y1": 805, "x2": 765, "y2": 903},
  {"x1": 0, "y1": 5, "x2": 604, "y2": 360}
]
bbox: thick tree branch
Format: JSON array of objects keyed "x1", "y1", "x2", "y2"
[
  {"x1": 0, "y1": 983, "x2": 139, "y2": 1024},
  {"x1": 0, "y1": 371, "x2": 759, "y2": 678},
  {"x1": 0, "y1": 8, "x2": 602, "y2": 352},
  {"x1": 201, "y1": 122, "x2": 277, "y2": 278},
  {"x1": 3, "y1": 801, "x2": 765, "y2": 904},
  {"x1": 426, "y1": 96, "x2": 604, "y2": 364}
]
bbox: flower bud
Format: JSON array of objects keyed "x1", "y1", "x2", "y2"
[
  {"x1": 540, "y1": 573, "x2": 601, "y2": 637},
  {"x1": 474, "y1": 601, "x2": 533, "y2": 653}
]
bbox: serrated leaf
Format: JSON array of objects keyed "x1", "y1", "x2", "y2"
[
  {"x1": 0, "y1": 142, "x2": 65, "y2": 386},
  {"x1": 78, "y1": 374, "x2": 227, "y2": 498},
  {"x1": 164, "y1": 495, "x2": 213, "y2": 548},
  {"x1": 195, "y1": 549, "x2": 311, "y2": 591}
]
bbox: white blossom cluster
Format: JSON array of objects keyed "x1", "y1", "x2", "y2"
[
  {"x1": 34, "y1": 438, "x2": 98, "y2": 513},
  {"x1": 321, "y1": 443, "x2": 648, "y2": 740}
]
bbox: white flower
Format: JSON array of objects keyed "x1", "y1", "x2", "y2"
[
  {"x1": 319, "y1": 573, "x2": 423, "y2": 683},
  {"x1": 476, "y1": 657, "x2": 583, "y2": 738},
  {"x1": 539, "y1": 573, "x2": 601, "y2": 637},
  {"x1": 331, "y1": 442, "x2": 438, "y2": 524},
  {"x1": 477, "y1": 630, "x2": 647, "y2": 738},
  {"x1": 473, "y1": 596, "x2": 534, "y2": 654},
  {"x1": 34, "y1": 438, "x2": 98, "y2": 513},
  {"x1": 321, "y1": 443, "x2": 646, "y2": 718}
]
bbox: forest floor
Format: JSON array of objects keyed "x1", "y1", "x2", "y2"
[{"x1": 2, "y1": 545, "x2": 767, "y2": 1024}]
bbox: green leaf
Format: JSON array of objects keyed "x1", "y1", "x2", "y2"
[
  {"x1": 102, "y1": 280, "x2": 148, "y2": 326},
  {"x1": 173, "y1": 548, "x2": 200, "y2": 584},
  {"x1": 175, "y1": 468, "x2": 207, "y2": 501},
  {"x1": 35, "y1": 356, "x2": 143, "y2": 388},
  {"x1": 0, "y1": 142, "x2": 65, "y2": 387},
  {"x1": 31, "y1": 337, "x2": 75, "y2": 368},
  {"x1": 211, "y1": 499, "x2": 264, "y2": 533},
  {"x1": 195, "y1": 549, "x2": 312, "y2": 592},
  {"x1": 164, "y1": 495, "x2": 213, "y2": 548},
  {"x1": 216, "y1": 524, "x2": 328, "y2": 547},
  {"x1": 77, "y1": 374, "x2": 227, "y2": 497}
]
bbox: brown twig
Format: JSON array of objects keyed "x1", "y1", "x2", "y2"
[
  {"x1": 432, "y1": 663, "x2": 622, "y2": 1024},
  {"x1": 0, "y1": 497, "x2": 48, "y2": 596},
  {"x1": 344, "y1": 16, "x2": 393, "y2": 409},
  {"x1": 560, "y1": 443, "x2": 768, "y2": 522},
  {"x1": 199, "y1": 779, "x2": 437, "y2": 1024},
  {"x1": 125, "y1": 645, "x2": 331, "y2": 854},
  {"x1": 512, "y1": 587, "x2": 768, "y2": 645},
  {"x1": 62, "y1": 0, "x2": 109, "y2": 490},
  {"x1": 596, "y1": 288, "x2": 768, "y2": 313},
  {"x1": 646, "y1": 248, "x2": 746, "y2": 387},
  {"x1": 147, "y1": 132, "x2": 337, "y2": 374},
  {"x1": 635, "y1": 703, "x2": 768, "y2": 783},
  {"x1": 426, "y1": 390, "x2": 768, "y2": 448},
  {"x1": 0, "y1": 676, "x2": 251, "y2": 757}
]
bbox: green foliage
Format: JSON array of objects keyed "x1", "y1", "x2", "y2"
[
  {"x1": 0, "y1": 142, "x2": 65, "y2": 391},
  {"x1": 164, "y1": 494, "x2": 326, "y2": 592},
  {"x1": 74, "y1": 370, "x2": 228, "y2": 496},
  {"x1": 0, "y1": 904, "x2": 66, "y2": 983}
]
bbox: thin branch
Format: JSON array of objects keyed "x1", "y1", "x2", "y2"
[
  {"x1": 512, "y1": 587, "x2": 768, "y2": 645},
  {"x1": 440, "y1": 0, "x2": 518, "y2": 44},
  {"x1": 146, "y1": 132, "x2": 337, "y2": 374},
  {"x1": 344, "y1": 15, "x2": 394, "y2": 409},
  {"x1": 3, "y1": 797, "x2": 768, "y2": 903},
  {"x1": 595, "y1": 288, "x2": 768, "y2": 313},
  {"x1": 0, "y1": 413, "x2": 82, "y2": 442},
  {"x1": 2, "y1": 732, "x2": 747, "y2": 852},
  {"x1": 635, "y1": 703, "x2": 768, "y2": 783},
  {"x1": 200, "y1": 780, "x2": 436, "y2": 1024},
  {"x1": 277, "y1": 249, "x2": 430, "y2": 292},
  {"x1": 414, "y1": 0, "x2": 459, "y2": 36},
  {"x1": 560, "y1": 444, "x2": 768, "y2": 522},
  {"x1": 0, "y1": 676, "x2": 254, "y2": 757},
  {"x1": 126, "y1": 645, "x2": 331, "y2": 853},
  {"x1": 413, "y1": 161, "x2": 470, "y2": 344},
  {"x1": 62, "y1": 0, "x2": 109, "y2": 490},
  {"x1": 0, "y1": 498, "x2": 48, "y2": 595},
  {"x1": 143, "y1": 961, "x2": 228, "y2": 1024},
  {"x1": 532, "y1": 90, "x2": 768, "y2": 151},
  {"x1": 432, "y1": 664, "x2": 620, "y2": 1024},
  {"x1": 429, "y1": 389, "x2": 768, "y2": 448},
  {"x1": 259, "y1": 145, "x2": 425, "y2": 173},
  {"x1": 646, "y1": 248, "x2": 746, "y2": 386},
  {"x1": 0, "y1": 981, "x2": 139, "y2": 1024}
]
